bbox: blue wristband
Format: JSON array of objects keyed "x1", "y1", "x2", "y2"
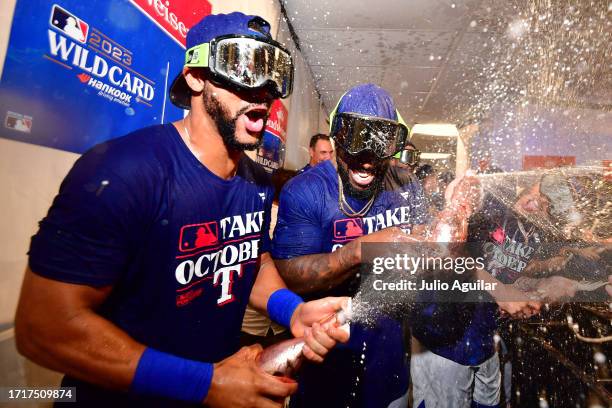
[
  {"x1": 131, "y1": 348, "x2": 213, "y2": 403},
  {"x1": 267, "y1": 288, "x2": 304, "y2": 328}
]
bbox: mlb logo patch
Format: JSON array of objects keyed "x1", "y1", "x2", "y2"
[
  {"x1": 4, "y1": 111, "x2": 32, "y2": 133},
  {"x1": 333, "y1": 218, "x2": 364, "y2": 240},
  {"x1": 50, "y1": 4, "x2": 89, "y2": 43},
  {"x1": 179, "y1": 221, "x2": 219, "y2": 252},
  {"x1": 490, "y1": 227, "x2": 506, "y2": 244}
]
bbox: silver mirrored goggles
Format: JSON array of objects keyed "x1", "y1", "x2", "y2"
[
  {"x1": 331, "y1": 112, "x2": 409, "y2": 159},
  {"x1": 395, "y1": 149, "x2": 421, "y2": 166},
  {"x1": 185, "y1": 35, "x2": 294, "y2": 98}
]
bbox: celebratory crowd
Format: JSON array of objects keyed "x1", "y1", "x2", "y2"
[{"x1": 14, "y1": 11, "x2": 611, "y2": 408}]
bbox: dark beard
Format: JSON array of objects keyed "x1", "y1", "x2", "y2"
[
  {"x1": 204, "y1": 89, "x2": 264, "y2": 151},
  {"x1": 337, "y1": 161, "x2": 385, "y2": 201}
]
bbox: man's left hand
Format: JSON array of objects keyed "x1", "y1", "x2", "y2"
[
  {"x1": 536, "y1": 276, "x2": 578, "y2": 302},
  {"x1": 289, "y1": 297, "x2": 350, "y2": 363},
  {"x1": 444, "y1": 170, "x2": 482, "y2": 219}
]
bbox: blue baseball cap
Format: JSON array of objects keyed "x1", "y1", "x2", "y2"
[
  {"x1": 170, "y1": 12, "x2": 272, "y2": 109},
  {"x1": 337, "y1": 84, "x2": 398, "y2": 120}
]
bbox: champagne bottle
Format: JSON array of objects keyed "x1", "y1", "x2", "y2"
[{"x1": 258, "y1": 301, "x2": 352, "y2": 378}]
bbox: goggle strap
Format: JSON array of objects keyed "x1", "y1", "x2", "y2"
[
  {"x1": 328, "y1": 91, "x2": 348, "y2": 133},
  {"x1": 185, "y1": 43, "x2": 210, "y2": 67},
  {"x1": 331, "y1": 103, "x2": 410, "y2": 135},
  {"x1": 396, "y1": 111, "x2": 409, "y2": 129}
]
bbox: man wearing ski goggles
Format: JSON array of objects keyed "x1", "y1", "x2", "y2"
[
  {"x1": 394, "y1": 142, "x2": 421, "y2": 169},
  {"x1": 330, "y1": 112, "x2": 409, "y2": 160},
  {"x1": 170, "y1": 16, "x2": 293, "y2": 109},
  {"x1": 328, "y1": 92, "x2": 410, "y2": 200},
  {"x1": 273, "y1": 84, "x2": 428, "y2": 408},
  {"x1": 17, "y1": 12, "x2": 349, "y2": 408}
]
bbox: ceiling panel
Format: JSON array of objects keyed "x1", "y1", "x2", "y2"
[
  {"x1": 319, "y1": 90, "x2": 346, "y2": 111},
  {"x1": 381, "y1": 67, "x2": 439, "y2": 93},
  {"x1": 311, "y1": 66, "x2": 384, "y2": 91},
  {"x1": 390, "y1": 92, "x2": 428, "y2": 108},
  {"x1": 284, "y1": 0, "x2": 476, "y2": 30},
  {"x1": 285, "y1": 0, "x2": 611, "y2": 123},
  {"x1": 299, "y1": 29, "x2": 456, "y2": 68}
]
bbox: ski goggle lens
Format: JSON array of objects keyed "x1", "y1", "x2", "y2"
[
  {"x1": 394, "y1": 149, "x2": 421, "y2": 166},
  {"x1": 331, "y1": 113, "x2": 408, "y2": 159},
  {"x1": 185, "y1": 37, "x2": 294, "y2": 98}
]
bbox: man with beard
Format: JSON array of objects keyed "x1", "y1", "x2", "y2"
[
  {"x1": 15, "y1": 13, "x2": 348, "y2": 408},
  {"x1": 272, "y1": 84, "x2": 427, "y2": 408}
]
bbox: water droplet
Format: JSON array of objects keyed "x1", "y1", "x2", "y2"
[{"x1": 594, "y1": 352, "x2": 606, "y2": 364}]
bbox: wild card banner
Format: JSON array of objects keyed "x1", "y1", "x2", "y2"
[{"x1": 0, "y1": 0, "x2": 211, "y2": 153}]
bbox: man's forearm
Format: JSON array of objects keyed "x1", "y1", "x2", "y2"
[
  {"x1": 17, "y1": 303, "x2": 145, "y2": 390},
  {"x1": 274, "y1": 241, "x2": 359, "y2": 295},
  {"x1": 15, "y1": 270, "x2": 145, "y2": 391},
  {"x1": 475, "y1": 267, "x2": 504, "y2": 296},
  {"x1": 249, "y1": 252, "x2": 288, "y2": 314},
  {"x1": 513, "y1": 276, "x2": 541, "y2": 292}
]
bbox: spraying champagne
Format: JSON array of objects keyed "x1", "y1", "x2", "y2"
[{"x1": 258, "y1": 300, "x2": 352, "y2": 378}]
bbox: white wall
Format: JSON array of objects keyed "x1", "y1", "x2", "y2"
[
  {"x1": 0, "y1": 0, "x2": 324, "y2": 325},
  {"x1": 277, "y1": 18, "x2": 329, "y2": 170},
  {"x1": 471, "y1": 105, "x2": 611, "y2": 172},
  {"x1": 1, "y1": 0, "x2": 83, "y2": 326}
]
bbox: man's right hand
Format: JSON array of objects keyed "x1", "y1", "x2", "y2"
[
  {"x1": 350, "y1": 226, "x2": 444, "y2": 264},
  {"x1": 494, "y1": 284, "x2": 542, "y2": 318},
  {"x1": 204, "y1": 345, "x2": 297, "y2": 408},
  {"x1": 358, "y1": 226, "x2": 419, "y2": 244}
]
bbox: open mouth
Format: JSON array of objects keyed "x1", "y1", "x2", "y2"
[
  {"x1": 349, "y1": 168, "x2": 375, "y2": 187},
  {"x1": 241, "y1": 107, "x2": 268, "y2": 134}
]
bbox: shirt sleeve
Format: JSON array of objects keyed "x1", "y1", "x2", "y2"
[
  {"x1": 28, "y1": 150, "x2": 151, "y2": 286},
  {"x1": 408, "y1": 181, "x2": 429, "y2": 224},
  {"x1": 393, "y1": 180, "x2": 429, "y2": 225},
  {"x1": 271, "y1": 181, "x2": 324, "y2": 259}
]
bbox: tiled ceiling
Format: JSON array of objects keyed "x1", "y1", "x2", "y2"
[{"x1": 283, "y1": 0, "x2": 611, "y2": 125}]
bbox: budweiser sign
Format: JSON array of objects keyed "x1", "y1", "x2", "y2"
[{"x1": 130, "y1": 0, "x2": 211, "y2": 47}]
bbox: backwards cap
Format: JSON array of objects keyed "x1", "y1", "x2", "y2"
[
  {"x1": 169, "y1": 12, "x2": 272, "y2": 109},
  {"x1": 336, "y1": 83, "x2": 398, "y2": 120}
]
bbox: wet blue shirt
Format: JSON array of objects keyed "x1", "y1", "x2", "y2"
[
  {"x1": 273, "y1": 160, "x2": 426, "y2": 408},
  {"x1": 413, "y1": 200, "x2": 544, "y2": 366},
  {"x1": 28, "y1": 124, "x2": 274, "y2": 406}
]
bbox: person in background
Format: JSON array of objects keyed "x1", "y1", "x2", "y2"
[
  {"x1": 298, "y1": 133, "x2": 334, "y2": 173},
  {"x1": 393, "y1": 140, "x2": 420, "y2": 172},
  {"x1": 415, "y1": 164, "x2": 445, "y2": 214},
  {"x1": 438, "y1": 170, "x2": 455, "y2": 199},
  {"x1": 468, "y1": 174, "x2": 611, "y2": 406},
  {"x1": 384, "y1": 140, "x2": 421, "y2": 191}
]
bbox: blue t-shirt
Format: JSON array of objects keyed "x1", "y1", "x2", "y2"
[
  {"x1": 297, "y1": 163, "x2": 312, "y2": 174},
  {"x1": 409, "y1": 199, "x2": 503, "y2": 367},
  {"x1": 474, "y1": 211, "x2": 543, "y2": 284},
  {"x1": 28, "y1": 124, "x2": 274, "y2": 406},
  {"x1": 413, "y1": 200, "x2": 545, "y2": 366},
  {"x1": 272, "y1": 160, "x2": 426, "y2": 408}
]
